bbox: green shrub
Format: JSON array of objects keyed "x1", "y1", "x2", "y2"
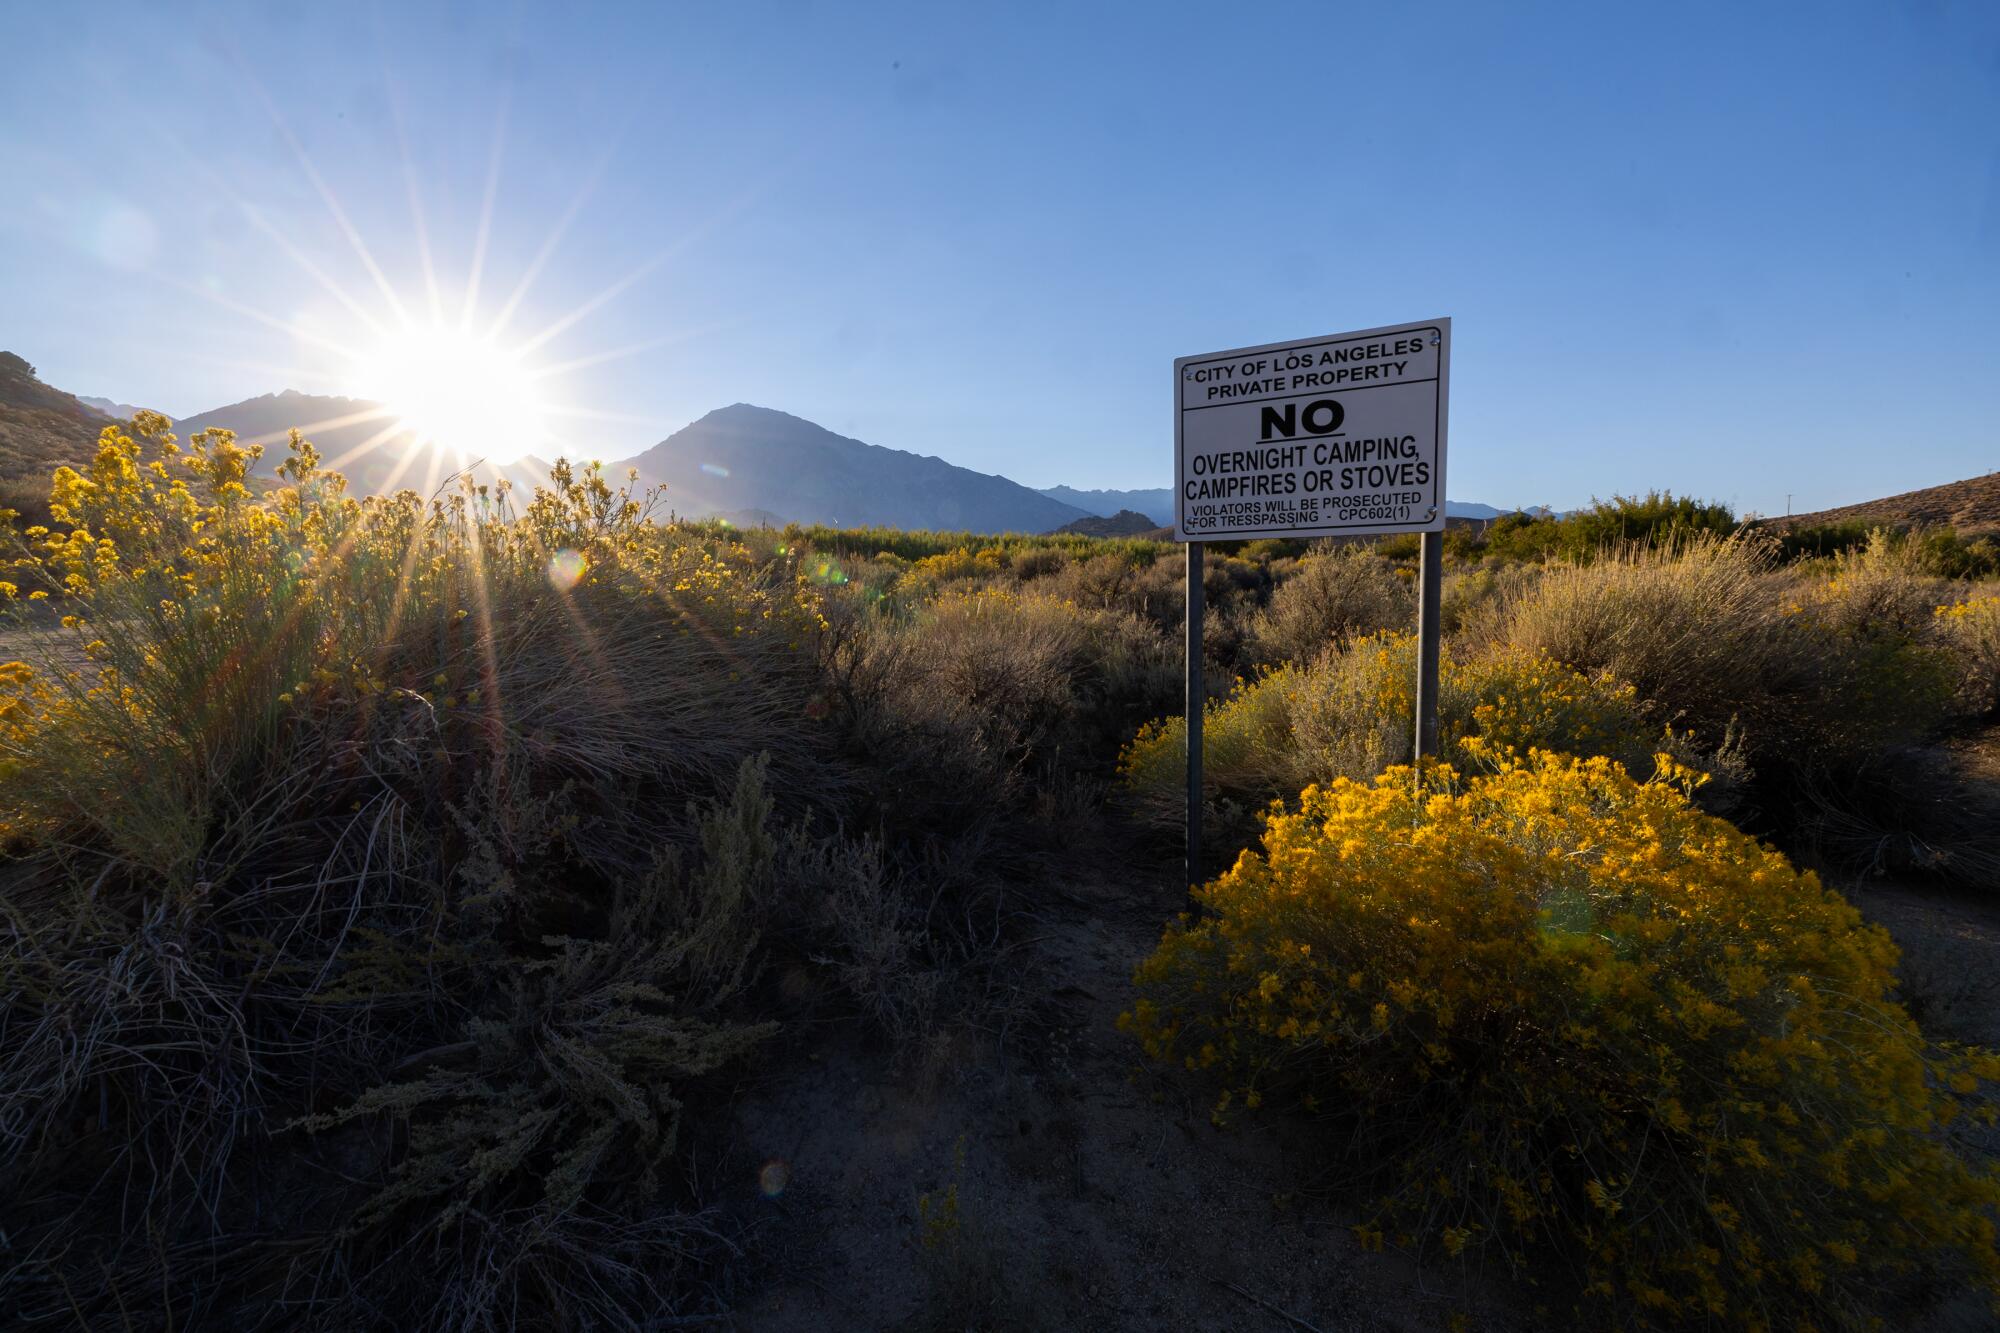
[
  {"x1": 1774, "y1": 518, "x2": 1875, "y2": 563},
  {"x1": 1477, "y1": 494, "x2": 1737, "y2": 564},
  {"x1": 1123, "y1": 753, "x2": 2000, "y2": 1329},
  {"x1": 781, "y1": 522, "x2": 1168, "y2": 566}
]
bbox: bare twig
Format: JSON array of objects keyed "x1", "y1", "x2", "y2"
[{"x1": 1210, "y1": 1276, "x2": 1328, "y2": 1333}]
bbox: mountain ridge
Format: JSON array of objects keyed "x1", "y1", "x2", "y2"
[
  {"x1": 615, "y1": 403, "x2": 1092, "y2": 533},
  {"x1": 9, "y1": 359, "x2": 1719, "y2": 532},
  {"x1": 174, "y1": 390, "x2": 553, "y2": 496}
]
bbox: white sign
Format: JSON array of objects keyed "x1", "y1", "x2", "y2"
[{"x1": 1175, "y1": 318, "x2": 1449, "y2": 541}]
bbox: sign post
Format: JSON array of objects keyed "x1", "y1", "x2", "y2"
[
  {"x1": 1174, "y1": 319, "x2": 1451, "y2": 890},
  {"x1": 1185, "y1": 539, "x2": 1203, "y2": 896},
  {"x1": 1414, "y1": 529, "x2": 1443, "y2": 759}
]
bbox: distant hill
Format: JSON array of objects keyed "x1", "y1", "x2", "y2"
[
  {"x1": 1037, "y1": 485, "x2": 1175, "y2": 527},
  {"x1": 1765, "y1": 472, "x2": 2000, "y2": 538},
  {"x1": 0, "y1": 356, "x2": 183, "y2": 526},
  {"x1": 1047, "y1": 508, "x2": 1162, "y2": 538},
  {"x1": 175, "y1": 390, "x2": 552, "y2": 497},
  {"x1": 617, "y1": 404, "x2": 1091, "y2": 533},
  {"x1": 0, "y1": 352, "x2": 108, "y2": 507},
  {"x1": 711, "y1": 507, "x2": 789, "y2": 529},
  {"x1": 74, "y1": 394, "x2": 154, "y2": 420}
]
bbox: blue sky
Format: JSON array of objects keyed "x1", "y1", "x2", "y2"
[{"x1": 2, "y1": 1, "x2": 1995, "y2": 513}]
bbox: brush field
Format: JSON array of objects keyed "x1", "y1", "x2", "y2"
[{"x1": 4, "y1": 420, "x2": 2000, "y2": 1330}]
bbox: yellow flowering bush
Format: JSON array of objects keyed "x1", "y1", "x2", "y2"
[
  {"x1": 1117, "y1": 632, "x2": 1722, "y2": 826},
  {"x1": 910, "y1": 544, "x2": 1009, "y2": 585},
  {"x1": 1122, "y1": 753, "x2": 2000, "y2": 1329},
  {"x1": 0, "y1": 414, "x2": 826, "y2": 864}
]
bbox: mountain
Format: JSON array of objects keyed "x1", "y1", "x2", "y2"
[
  {"x1": 74, "y1": 394, "x2": 153, "y2": 420},
  {"x1": 0, "y1": 352, "x2": 109, "y2": 514},
  {"x1": 1036, "y1": 485, "x2": 1175, "y2": 527},
  {"x1": 711, "y1": 507, "x2": 790, "y2": 529},
  {"x1": 617, "y1": 404, "x2": 1091, "y2": 533},
  {"x1": 1765, "y1": 472, "x2": 2000, "y2": 538},
  {"x1": 175, "y1": 390, "x2": 552, "y2": 497},
  {"x1": 1046, "y1": 508, "x2": 1167, "y2": 538}
]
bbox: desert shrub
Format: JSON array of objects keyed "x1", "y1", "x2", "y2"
[
  {"x1": 1907, "y1": 528, "x2": 2000, "y2": 581},
  {"x1": 1481, "y1": 511, "x2": 1564, "y2": 562},
  {"x1": 1809, "y1": 529, "x2": 1957, "y2": 640},
  {"x1": 1118, "y1": 633, "x2": 1708, "y2": 830},
  {"x1": 0, "y1": 472, "x2": 56, "y2": 533},
  {"x1": 828, "y1": 586, "x2": 1176, "y2": 828},
  {"x1": 1477, "y1": 494, "x2": 1736, "y2": 564},
  {"x1": 1038, "y1": 547, "x2": 1271, "y2": 655},
  {"x1": 1439, "y1": 559, "x2": 1542, "y2": 640},
  {"x1": 1775, "y1": 519, "x2": 1875, "y2": 563},
  {"x1": 779, "y1": 824, "x2": 941, "y2": 1044},
  {"x1": 1250, "y1": 544, "x2": 1414, "y2": 665},
  {"x1": 0, "y1": 419, "x2": 832, "y2": 1326},
  {"x1": 0, "y1": 418, "x2": 829, "y2": 864},
  {"x1": 1240, "y1": 537, "x2": 1304, "y2": 562},
  {"x1": 1558, "y1": 490, "x2": 1736, "y2": 553},
  {"x1": 1122, "y1": 753, "x2": 2000, "y2": 1329},
  {"x1": 782, "y1": 522, "x2": 1167, "y2": 566},
  {"x1": 1936, "y1": 593, "x2": 2000, "y2": 716},
  {"x1": 1375, "y1": 531, "x2": 1422, "y2": 560},
  {"x1": 911, "y1": 1138, "x2": 1050, "y2": 1330},
  {"x1": 291, "y1": 760, "x2": 781, "y2": 1327},
  {"x1": 1496, "y1": 532, "x2": 1962, "y2": 769},
  {"x1": 1008, "y1": 545, "x2": 1068, "y2": 581},
  {"x1": 1776, "y1": 538, "x2": 1965, "y2": 756},
  {"x1": 1773, "y1": 525, "x2": 1998, "y2": 579},
  {"x1": 1499, "y1": 533, "x2": 1795, "y2": 748},
  {"x1": 910, "y1": 544, "x2": 1007, "y2": 586},
  {"x1": 1042, "y1": 549, "x2": 1158, "y2": 617},
  {"x1": 1120, "y1": 665, "x2": 1306, "y2": 820}
]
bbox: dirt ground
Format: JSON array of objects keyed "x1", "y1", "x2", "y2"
[
  {"x1": 726, "y1": 863, "x2": 1531, "y2": 1333},
  {"x1": 719, "y1": 729, "x2": 2000, "y2": 1332}
]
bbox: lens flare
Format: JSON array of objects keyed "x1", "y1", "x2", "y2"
[
  {"x1": 547, "y1": 548, "x2": 585, "y2": 590},
  {"x1": 758, "y1": 1159, "x2": 790, "y2": 1197}
]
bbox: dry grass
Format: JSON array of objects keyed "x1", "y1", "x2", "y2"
[
  {"x1": 1497, "y1": 532, "x2": 1799, "y2": 744},
  {"x1": 1250, "y1": 543, "x2": 1413, "y2": 665}
]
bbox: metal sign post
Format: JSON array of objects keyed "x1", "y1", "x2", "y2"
[
  {"x1": 1414, "y1": 529, "x2": 1443, "y2": 761},
  {"x1": 1173, "y1": 319, "x2": 1451, "y2": 896},
  {"x1": 1185, "y1": 540, "x2": 1204, "y2": 895}
]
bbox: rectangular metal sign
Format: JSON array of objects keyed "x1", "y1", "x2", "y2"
[{"x1": 1175, "y1": 318, "x2": 1450, "y2": 541}]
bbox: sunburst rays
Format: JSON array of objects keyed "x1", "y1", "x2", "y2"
[{"x1": 142, "y1": 42, "x2": 689, "y2": 482}]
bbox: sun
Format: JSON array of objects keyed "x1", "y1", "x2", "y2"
[{"x1": 353, "y1": 325, "x2": 550, "y2": 465}]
